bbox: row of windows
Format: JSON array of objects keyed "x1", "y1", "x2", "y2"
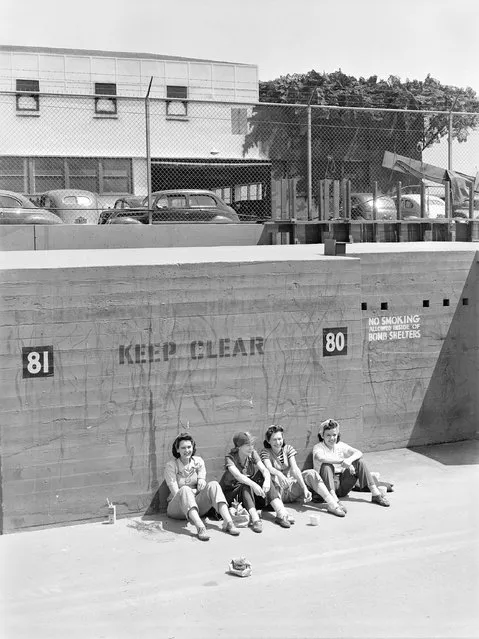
[
  {"x1": 0, "y1": 156, "x2": 132, "y2": 195},
  {"x1": 15, "y1": 79, "x2": 189, "y2": 116},
  {"x1": 14, "y1": 79, "x2": 249, "y2": 132}
]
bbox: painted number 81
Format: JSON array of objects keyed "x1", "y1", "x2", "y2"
[
  {"x1": 323, "y1": 328, "x2": 348, "y2": 357},
  {"x1": 22, "y1": 346, "x2": 54, "y2": 378}
]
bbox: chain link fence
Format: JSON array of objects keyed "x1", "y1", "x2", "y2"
[{"x1": 0, "y1": 90, "x2": 478, "y2": 225}]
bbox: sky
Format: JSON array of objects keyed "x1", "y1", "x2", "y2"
[{"x1": 3, "y1": 0, "x2": 479, "y2": 93}]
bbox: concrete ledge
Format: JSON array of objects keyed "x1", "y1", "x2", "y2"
[{"x1": 0, "y1": 224, "x2": 264, "y2": 251}]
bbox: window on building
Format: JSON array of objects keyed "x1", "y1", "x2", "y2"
[
  {"x1": 231, "y1": 108, "x2": 248, "y2": 135},
  {"x1": 68, "y1": 158, "x2": 99, "y2": 192},
  {"x1": 8, "y1": 157, "x2": 133, "y2": 195},
  {"x1": 166, "y1": 85, "x2": 188, "y2": 117},
  {"x1": 0, "y1": 157, "x2": 27, "y2": 192},
  {"x1": 16, "y1": 79, "x2": 40, "y2": 112},
  {"x1": 94, "y1": 83, "x2": 117, "y2": 114},
  {"x1": 100, "y1": 158, "x2": 131, "y2": 193},
  {"x1": 212, "y1": 187, "x2": 232, "y2": 204},
  {"x1": 33, "y1": 157, "x2": 65, "y2": 192}
]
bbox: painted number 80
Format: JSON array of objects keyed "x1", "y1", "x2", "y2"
[{"x1": 323, "y1": 328, "x2": 348, "y2": 357}]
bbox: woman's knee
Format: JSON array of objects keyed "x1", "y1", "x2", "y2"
[{"x1": 320, "y1": 463, "x2": 334, "y2": 478}]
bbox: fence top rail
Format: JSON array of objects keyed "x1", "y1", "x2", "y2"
[{"x1": 0, "y1": 89, "x2": 478, "y2": 117}]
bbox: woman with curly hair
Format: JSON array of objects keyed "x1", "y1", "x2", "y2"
[
  {"x1": 260, "y1": 425, "x2": 346, "y2": 518},
  {"x1": 313, "y1": 419, "x2": 390, "y2": 507},
  {"x1": 164, "y1": 432, "x2": 241, "y2": 541}
]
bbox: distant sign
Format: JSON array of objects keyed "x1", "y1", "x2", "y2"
[
  {"x1": 368, "y1": 315, "x2": 421, "y2": 342},
  {"x1": 323, "y1": 327, "x2": 348, "y2": 357},
  {"x1": 22, "y1": 346, "x2": 54, "y2": 378}
]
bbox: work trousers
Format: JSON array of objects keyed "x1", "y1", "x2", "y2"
[
  {"x1": 167, "y1": 481, "x2": 226, "y2": 520},
  {"x1": 319, "y1": 458, "x2": 374, "y2": 498}
]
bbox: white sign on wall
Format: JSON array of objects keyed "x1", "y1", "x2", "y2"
[{"x1": 368, "y1": 315, "x2": 421, "y2": 342}]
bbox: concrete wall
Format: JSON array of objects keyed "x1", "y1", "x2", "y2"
[
  {"x1": 0, "y1": 244, "x2": 477, "y2": 532},
  {"x1": 351, "y1": 247, "x2": 478, "y2": 449},
  {"x1": 0, "y1": 224, "x2": 265, "y2": 251},
  {"x1": 0, "y1": 247, "x2": 362, "y2": 531}
]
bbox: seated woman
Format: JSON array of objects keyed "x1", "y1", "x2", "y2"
[
  {"x1": 219, "y1": 431, "x2": 292, "y2": 532},
  {"x1": 260, "y1": 425, "x2": 346, "y2": 518},
  {"x1": 313, "y1": 419, "x2": 390, "y2": 507},
  {"x1": 164, "y1": 432, "x2": 241, "y2": 541}
]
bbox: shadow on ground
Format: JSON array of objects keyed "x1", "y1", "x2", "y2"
[{"x1": 408, "y1": 438, "x2": 479, "y2": 466}]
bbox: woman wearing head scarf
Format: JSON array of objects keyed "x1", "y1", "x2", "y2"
[
  {"x1": 313, "y1": 419, "x2": 390, "y2": 507},
  {"x1": 219, "y1": 431, "x2": 292, "y2": 532},
  {"x1": 260, "y1": 424, "x2": 346, "y2": 517},
  {"x1": 164, "y1": 432, "x2": 241, "y2": 541}
]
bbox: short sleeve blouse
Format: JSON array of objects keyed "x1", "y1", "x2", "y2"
[{"x1": 260, "y1": 444, "x2": 297, "y2": 474}]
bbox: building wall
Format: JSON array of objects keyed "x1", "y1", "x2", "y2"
[
  {"x1": 0, "y1": 245, "x2": 476, "y2": 532},
  {"x1": 0, "y1": 46, "x2": 259, "y2": 101},
  {"x1": 0, "y1": 97, "x2": 256, "y2": 159}
]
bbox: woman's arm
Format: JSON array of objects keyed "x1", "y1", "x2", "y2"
[
  {"x1": 164, "y1": 461, "x2": 180, "y2": 498},
  {"x1": 261, "y1": 457, "x2": 289, "y2": 487},
  {"x1": 195, "y1": 457, "x2": 207, "y2": 491},
  {"x1": 289, "y1": 456, "x2": 311, "y2": 498},
  {"x1": 226, "y1": 463, "x2": 265, "y2": 496},
  {"x1": 341, "y1": 444, "x2": 363, "y2": 468},
  {"x1": 256, "y1": 458, "x2": 271, "y2": 492}
]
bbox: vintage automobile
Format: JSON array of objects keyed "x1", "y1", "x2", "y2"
[
  {"x1": 98, "y1": 195, "x2": 146, "y2": 224},
  {"x1": 0, "y1": 190, "x2": 62, "y2": 224},
  {"x1": 394, "y1": 194, "x2": 446, "y2": 220},
  {"x1": 38, "y1": 189, "x2": 102, "y2": 224},
  {"x1": 105, "y1": 190, "x2": 240, "y2": 224},
  {"x1": 350, "y1": 193, "x2": 398, "y2": 220}
]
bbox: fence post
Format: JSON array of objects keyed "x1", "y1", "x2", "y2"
[
  {"x1": 448, "y1": 111, "x2": 453, "y2": 171},
  {"x1": 145, "y1": 76, "x2": 153, "y2": 225},
  {"x1": 420, "y1": 181, "x2": 426, "y2": 218},
  {"x1": 307, "y1": 105, "x2": 312, "y2": 221},
  {"x1": 445, "y1": 181, "x2": 451, "y2": 218}
]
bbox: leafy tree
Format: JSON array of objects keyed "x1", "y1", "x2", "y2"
[{"x1": 244, "y1": 71, "x2": 479, "y2": 194}]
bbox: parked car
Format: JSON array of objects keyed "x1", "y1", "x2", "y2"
[
  {"x1": 99, "y1": 195, "x2": 147, "y2": 224},
  {"x1": 106, "y1": 190, "x2": 240, "y2": 224},
  {"x1": 394, "y1": 194, "x2": 446, "y2": 219},
  {"x1": 38, "y1": 189, "x2": 102, "y2": 224},
  {"x1": 350, "y1": 193, "x2": 398, "y2": 220},
  {"x1": 0, "y1": 190, "x2": 62, "y2": 224},
  {"x1": 232, "y1": 199, "x2": 270, "y2": 222},
  {"x1": 452, "y1": 197, "x2": 479, "y2": 219}
]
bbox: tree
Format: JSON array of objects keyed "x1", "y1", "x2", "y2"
[{"x1": 244, "y1": 71, "x2": 479, "y2": 195}]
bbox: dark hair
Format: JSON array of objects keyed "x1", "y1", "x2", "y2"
[
  {"x1": 171, "y1": 433, "x2": 196, "y2": 458},
  {"x1": 263, "y1": 425, "x2": 285, "y2": 449},
  {"x1": 318, "y1": 419, "x2": 341, "y2": 443}
]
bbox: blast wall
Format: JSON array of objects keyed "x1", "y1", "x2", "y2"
[{"x1": 0, "y1": 244, "x2": 477, "y2": 532}]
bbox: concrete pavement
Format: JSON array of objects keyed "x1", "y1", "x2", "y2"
[{"x1": 1, "y1": 441, "x2": 478, "y2": 639}]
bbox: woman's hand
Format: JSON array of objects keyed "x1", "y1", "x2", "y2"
[
  {"x1": 252, "y1": 483, "x2": 266, "y2": 498},
  {"x1": 303, "y1": 489, "x2": 312, "y2": 503},
  {"x1": 341, "y1": 460, "x2": 355, "y2": 475},
  {"x1": 197, "y1": 479, "x2": 207, "y2": 491},
  {"x1": 275, "y1": 472, "x2": 291, "y2": 489}
]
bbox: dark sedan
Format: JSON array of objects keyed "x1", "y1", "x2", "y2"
[
  {"x1": 105, "y1": 190, "x2": 240, "y2": 224},
  {"x1": 0, "y1": 190, "x2": 63, "y2": 224}
]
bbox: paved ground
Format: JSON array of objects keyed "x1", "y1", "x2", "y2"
[{"x1": 1, "y1": 441, "x2": 478, "y2": 639}]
